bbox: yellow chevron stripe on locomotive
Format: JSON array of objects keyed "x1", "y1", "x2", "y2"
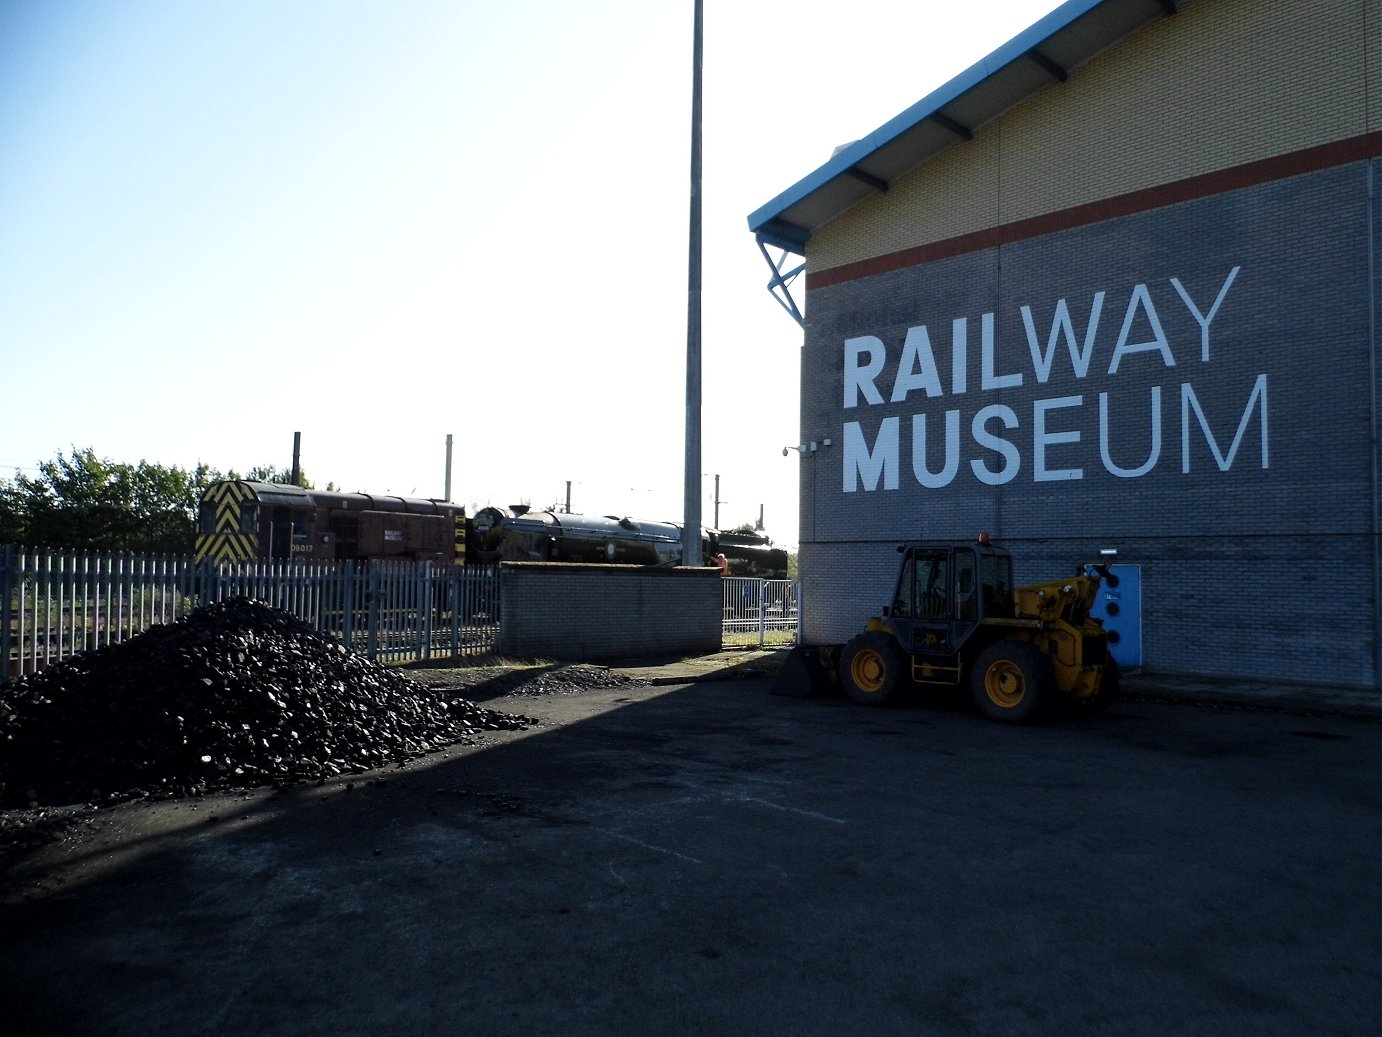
[
  {"x1": 454, "y1": 512, "x2": 466, "y2": 565},
  {"x1": 212, "y1": 481, "x2": 253, "y2": 530},
  {"x1": 195, "y1": 481, "x2": 259, "y2": 562},
  {"x1": 198, "y1": 532, "x2": 259, "y2": 563}
]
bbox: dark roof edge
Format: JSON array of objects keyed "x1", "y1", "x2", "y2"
[{"x1": 747, "y1": 0, "x2": 1106, "y2": 244}]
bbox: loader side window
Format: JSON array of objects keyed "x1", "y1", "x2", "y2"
[
  {"x1": 913, "y1": 550, "x2": 949, "y2": 619},
  {"x1": 955, "y1": 551, "x2": 978, "y2": 621},
  {"x1": 981, "y1": 554, "x2": 1014, "y2": 617},
  {"x1": 892, "y1": 555, "x2": 915, "y2": 618}
]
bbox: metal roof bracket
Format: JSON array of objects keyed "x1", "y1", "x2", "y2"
[
  {"x1": 930, "y1": 112, "x2": 973, "y2": 141},
  {"x1": 844, "y1": 166, "x2": 890, "y2": 192},
  {"x1": 1025, "y1": 47, "x2": 1068, "y2": 82},
  {"x1": 757, "y1": 237, "x2": 806, "y2": 328}
]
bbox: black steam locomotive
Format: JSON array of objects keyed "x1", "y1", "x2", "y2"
[
  {"x1": 195, "y1": 481, "x2": 788, "y2": 577},
  {"x1": 469, "y1": 506, "x2": 788, "y2": 577}
]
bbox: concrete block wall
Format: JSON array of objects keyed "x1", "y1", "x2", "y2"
[{"x1": 497, "y1": 563, "x2": 722, "y2": 663}]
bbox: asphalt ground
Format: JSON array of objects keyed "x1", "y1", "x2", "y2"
[
  {"x1": 2, "y1": 658, "x2": 1379, "y2": 1037},
  {"x1": 613, "y1": 648, "x2": 1382, "y2": 719}
]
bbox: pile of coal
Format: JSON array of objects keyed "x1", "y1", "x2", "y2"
[
  {"x1": 507, "y1": 666, "x2": 648, "y2": 696},
  {"x1": 0, "y1": 598, "x2": 535, "y2": 808}
]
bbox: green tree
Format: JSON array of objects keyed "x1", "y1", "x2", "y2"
[
  {"x1": 0, "y1": 450, "x2": 351, "y2": 553},
  {"x1": 0, "y1": 448, "x2": 221, "y2": 554},
  {"x1": 243, "y1": 464, "x2": 311, "y2": 488},
  {"x1": 0, "y1": 479, "x2": 23, "y2": 544},
  {"x1": 239, "y1": 465, "x2": 338, "y2": 492}
]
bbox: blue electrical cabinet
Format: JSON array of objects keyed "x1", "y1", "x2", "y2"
[{"x1": 1085, "y1": 563, "x2": 1142, "y2": 668}]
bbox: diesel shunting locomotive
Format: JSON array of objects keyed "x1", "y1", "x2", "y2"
[{"x1": 195, "y1": 481, "x2": 466, "y2": 565}]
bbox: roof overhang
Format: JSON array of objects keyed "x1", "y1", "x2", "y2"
[{"x1": 748, "y1": 0, "x2": 1183, "y2": 256}]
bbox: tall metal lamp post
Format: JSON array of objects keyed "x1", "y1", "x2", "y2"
[{"x1": 682, "y1": 0, "x2": 704, "y2": 567}]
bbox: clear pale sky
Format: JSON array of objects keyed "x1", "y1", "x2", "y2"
[{"x1": 0, "y1": 0, "x2": 1063, "y2": 550}]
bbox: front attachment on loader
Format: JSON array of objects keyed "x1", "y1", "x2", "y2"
[{"x1": 770, "y1": 645, "x2": 840, "y2": 697}]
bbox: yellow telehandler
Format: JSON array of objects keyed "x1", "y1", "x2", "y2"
[{"x1": 778, "y1": 536, "x2": 1118, "y2": 723}]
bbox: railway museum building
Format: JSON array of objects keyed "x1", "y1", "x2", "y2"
[{"x1": 749, "y1": 0, "x2": 1381, "y2": 691}]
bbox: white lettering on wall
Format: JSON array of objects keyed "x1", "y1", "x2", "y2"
[
  {"x1": 1171, "y1": 265, "x2": 1240, "y2": 362},
  {"x1": 951, "y1": 318, "x2": 968, "y2": 395},
  {"x1": 1099, "y1": 387, "x2": 1162, "y2": 478},
  {"x1": 1107, "y1": 283, "x2": 1174, "y2": 374},
  {"x1": 1181, "y1": 374, "x2": 1269, "y2": 472},
  {"x1": 890, "y1": 325, "x2": 943, "y2": 403},
  {"x1": 843, "y1": 417, "x2": 900, "y2": 492},
  {"x1": 843, "y1": 336, "x2": 886, "y2": 408},
  {"x1": 970, "y1": 404, "x2": 1020, "y2": 486},
  {"x1": 980, "y1": 311, "x2": 1022, "y2": 390},
  {"x1": 1022, "y1": 293, "x2": 1104, "y2": 383},
  {"x1": 912, "y1": 411, "x2": 961, "y2": 488},
  {"x1": 834, "y1": 268, "x2": 1264, "y2": 490},
  {"x1": 1033, "y1": 395, "x2": 1083, "y2": 482}
]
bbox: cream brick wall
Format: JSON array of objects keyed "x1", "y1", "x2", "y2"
[{"x1": 811, "y1": 0, "x2": 1378, "y2": 272}]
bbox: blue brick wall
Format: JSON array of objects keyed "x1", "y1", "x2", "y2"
[{"x1": 797, "y1": 163, "x2": 1380, "y2": 689}]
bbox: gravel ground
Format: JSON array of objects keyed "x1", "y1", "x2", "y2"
[{"x1": 401, "y1": 662, "x2": 651, "y2": 698}]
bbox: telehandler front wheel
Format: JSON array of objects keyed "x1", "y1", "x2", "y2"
[
  {"x1": 971, "y1": 639, "x2": 1055, "y2": 723},
  {"x1": 839, "y1": 633, "x2": 909, "y2": 707}
]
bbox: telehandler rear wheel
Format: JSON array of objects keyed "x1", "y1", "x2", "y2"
[
  {"x1": 971, "y1": 639, "x2": 1055, "y2": 723},
  {"x1": 840, "y1": 632, "x2": 909, "y2": 707}
]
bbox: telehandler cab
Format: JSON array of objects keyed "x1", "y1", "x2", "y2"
[{"x1": 806, "y1": 536, "x2": 1118, "y2": 723}]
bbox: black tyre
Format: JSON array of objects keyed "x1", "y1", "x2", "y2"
[
  {"x1": 839, "y1": 633, "x2": 909, "y2": 707},
  {"x1": 970, "y1": 639, "x2": 1056, "y2": 723}
]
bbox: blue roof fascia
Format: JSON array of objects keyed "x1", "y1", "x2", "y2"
[{"x1": 747, "y1": 0, "x2": 1107, "y2": 242}]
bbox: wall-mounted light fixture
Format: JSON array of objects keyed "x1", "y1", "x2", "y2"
[{"x1": 782, "y1": 438, "x2": 833, "y2": 457}]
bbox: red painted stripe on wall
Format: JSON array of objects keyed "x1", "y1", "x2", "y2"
[{"x1": 808, "y1": 131, "x2": 1382, "y2": 291}]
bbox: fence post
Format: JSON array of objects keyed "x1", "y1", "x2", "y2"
[
  {"x1": 0, "y1": 545, "x2": 12, "y2": 680},
  {"x1": 341, "y1": 560, "x2": 356, "y2": 654},
  {"x1": 366, "y1": 562, "x2": 380, "y2": 661},
  {"x1": 449, "y1": 564, "x2": 461, "y2": 660},
  {"x1": 420, "y1": 562, "x2": 433, "y2": 663},
  {"x1": 757, "y1": 579, "x2": 767, "y2": 647},
  {"x1": 20, "y1": 547, "x2": 32, "y2": 672}
]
